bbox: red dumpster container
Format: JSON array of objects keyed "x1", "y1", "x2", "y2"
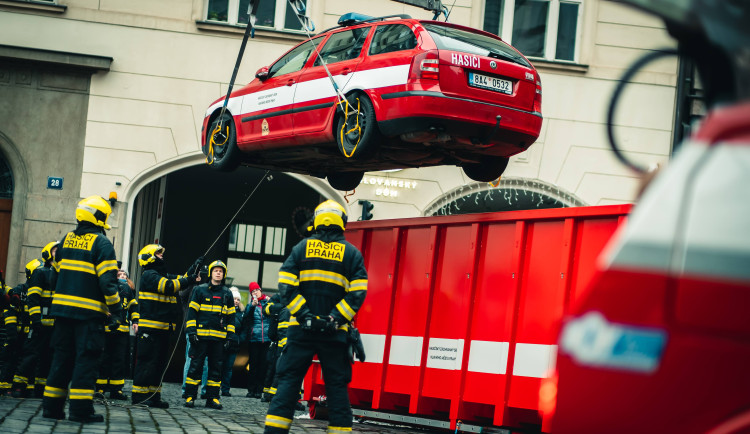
[{"x1": 304, "y1": 205, "x2": 630, "y2": 431}]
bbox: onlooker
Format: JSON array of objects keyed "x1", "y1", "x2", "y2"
[
  {"x1": 220, "y1": 287, "x2": 244, "y2": 397},
  {"x1": 240, "y1": 282, "x2": 270, "y2": 398}
]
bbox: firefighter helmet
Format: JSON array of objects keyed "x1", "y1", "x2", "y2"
[
  {"x1": 75, "y1": 195, "x2": 112, "y2": 230},
  {"x1": 41, "y1": 241, "x2": 59, "y2": 262},
  {"x1": 208, "y1": 260, "x2": 227, "y2": 278},
  {"x1": 25, "y1": 258, "x2": 42, "y2": 280},
  {"x1": 313, "y1": 200, "x2": 348, "y2": 231},
  {"x1": 138, "y1": 244, "x2": 165, "y2": 267}
]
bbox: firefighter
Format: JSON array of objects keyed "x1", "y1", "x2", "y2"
[
  {"x1": 0, "y1": 260, "x2": 37, "y2": 395},
  {"x1": 96, "y1": 269, "x2": 139, "y2": 400},
  {"x1": 12, "y1": 241, "x2": 59, "y2": 398},
  {"x1": 184, "y1": 260, "x2": 236, "y2": 410},
  {"x1": 261, "y1": 291, "x2": 289, "y2": 402},
  {"x1": 264, "y1": 200, "x2": 368, "y2": 434},
  {"x1": 131, "y1": 244, "x2": 192, "y2": 407},
  {"x1": 42, "y1": 196, "x2": 122, "y2": 423}
]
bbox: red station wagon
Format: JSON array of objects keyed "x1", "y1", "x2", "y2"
[{"x1": 201, "y1": 13, "x2": 543, "y2": 191}]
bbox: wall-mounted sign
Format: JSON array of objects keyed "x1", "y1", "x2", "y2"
[
  {"x1": 47, "y1": 177, "x2": 63, "y2": 190},
  {"x1": 360, "y1": 176, "x2": 418, "y2": 198}
]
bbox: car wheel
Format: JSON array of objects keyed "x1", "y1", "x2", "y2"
[
  {"x1": 335, "y1": 93, "x2": 379, "y2": 159},
  {"x1": 206, "y1": 113, "x2": 240, "y2": 172},
  {"x1": 462, "y1": 156, "x2": 510, "y2": 182},
  {"x1": 327, "y1": 171, "x2": 364, "y2": 191}
]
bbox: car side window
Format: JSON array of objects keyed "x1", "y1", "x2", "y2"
[
  {"x1": 268, "y1": 37, "x2": 321, "y2": 78},
  {"x1": 368, "y1": 24, "x2": 417, "y2": 56},
  {"x1": 314, "y1": 27, "x2": 371, "y2": 66}
]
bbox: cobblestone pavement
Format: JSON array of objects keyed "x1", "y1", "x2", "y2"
[{"x1": 0, "y1": 381, "x2": 430, "y2": 433}]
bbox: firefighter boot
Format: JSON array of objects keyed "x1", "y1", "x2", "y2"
[
  {"x1": 185, "y1": 396, "x2": 196, "y2": 408},
  {"x1": 206, "y1": 397, "x2": 223, "y2": 410},
  {"x1": 110, "y1": 390, "x2": 128, "y2": 401},
  {"x1": 69, "y1": 412, "x2": 104, "y2": 423}
]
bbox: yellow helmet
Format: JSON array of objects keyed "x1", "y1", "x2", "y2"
[
  {"x1": 75, "y1": 196, "x2": 112, "y2": 230},
  {"x1": 25, "y1": 258, "x2": 42, "y2": 280},
  {"x1": 41, "y1": 241, "x2": 59, "y2": 262},
  {"x1": 208, "y1": 260, "x2": 227, "y2": 278},
  {"x1": 313, "y1": 200, "x2": 348, "y2": 231},
  {"x1": 138, "y1": 244, "x2": 165, "y2": 267}
]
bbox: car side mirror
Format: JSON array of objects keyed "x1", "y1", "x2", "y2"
[{"x1": 255, "y1": 66, "x2": 269, "y2": 81}]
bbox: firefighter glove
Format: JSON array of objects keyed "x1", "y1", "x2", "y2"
[
  {"x1": 107, "y1": 315, "x2": 122, "y2": 332},
  {"x1": 189, "y1": 333, "x2": 200, "y2": 346}
]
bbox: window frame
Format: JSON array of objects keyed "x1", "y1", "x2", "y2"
[
  {"x1": 204, "y1": 0, "x2": 311, "y2": 33},
  {"x1": 485, "y1": 0, "x2": 583, "y2": 63}
]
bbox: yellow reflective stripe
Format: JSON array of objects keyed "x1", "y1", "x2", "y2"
[
  {"x1": 300, "y1": 269, "x2": 349, "y2": 289},
  {"x1": 5, "y1": 317, "x2": 17, "y2": 324},
  {"x1": 29, "y1": 306, "x2": 41, "y2": 315},
  {"x1": 186, "y1": 320, "x2": 197, "y2": 327},
  {"x1": 52, "y1": 262, "x2": 60, "y2": 272},
  {"x1": 185, "y1": 378, "x2": 200, "y2": 385},
  {"x1": 225, "y1": 306, "x2": 236, "y2": 315},
  {"x1": 138, "y1": 292, "x2": 177, "y2": 303},
  {"x1": 132, "y1": 385, "x2": 150, "y2": 393},
  {"x1": 264, "y1": 303, "x2": 273, "y2": 315},
  {"x1": 131, "y1": 312, "x2": 140, "y2": 320},
  {"x1": 269, "y1": 387, "x2": 277, "y2": 394},
  {"x1": 287, "y1": 294, "x2": 306, "y2": 315},
  {"x1": 139, "y1": 319, "x2": 171, "y2": 330},
  {"x1": 278, "y1": 321, "x2": 289, "y2": 329},
  {"x1": 336, "y1": 299, "x2": 356, "y2": 321},
  {"x1": 27, "y1": 287, "x2": 42, "y2": 296},
  {"x1": 116, "y1": 325, "x2": 129, "y2": 332},
  {"x1": 172, "y1": 279, "x2": 181, "y2": 291},
  {"x1": 110, "y1": 379, "x2": 125, "y2": 385},
  {"x1": 196, "y1": 329, "x2": 227, "y2": 338},
  {"x1": 198, "y1": 305, "x2": 223, "y2": 313},
  {"x1": 189, "y1": 301, "x2": 200, "y2": 311},
  {"x1": 69, "y1": 388, "x2": 94, "y2": 400},
  {"x1": 158, "y1": 277, "x2": 168, "y2": 293},
  {"x1": 41, "y1": 290, "x2": 54, "y2": 298},
  {"x1": 96, "y1": 260, "x2": 118, "y2": 276},
  {"x1": 41, "y1": 318, "x2": 55, "y2": 326},
  {"x1": 96, "y1": 379, "x2": 108, "y2": 385},
  {"x1": 13, "y1": 375, "x2": 27, "y2": 383},
  {"x1": 279, "y1": 337, "x2": 287, "y2": 347},
  {"x1": 226, "y1": 324, "x2": 235, "y2": 333},
  {"x1": 288, "y1": 318, "x2": 300, "y2": 326},
  {"x1": 266, "y1": 414, "x2": 292, "y2": 429},
  {"x1": 278, "y1": 271, "x2": 299, "y2": 286},
  {"x1": 104, "y1": 292, "x2": 120, "y2": 306},
  {"x1": 327, "y1": 427, "x2": 353, "y2": 433},
  {"x1": 206, "y1": 380, "x2": 221, "y2": 387},
  {"x1": 348, "y1": 279, "x2": 367, "y2": 292},
  {"x1": 52, "y1": 294, "x2": 107, "y2": 314},
  {"x1": 127, "y1": 299, "x2": 138, "y2": 309},
  {"x1": 43, "y1": 386, "x2": 67, "y2": 399},
  {"x1": 35, "y1": 377, "x2": 46, "y2": 385},
  {"x1": 59, "y1": 259, "x2": 96, "y2": 275}
]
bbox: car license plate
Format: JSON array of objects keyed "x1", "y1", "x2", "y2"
[{"x1": 468, "y1": 72, "x2": 512, "y2": 95}]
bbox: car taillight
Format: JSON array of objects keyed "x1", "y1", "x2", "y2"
[
  {"x1": 533, "y1": 76, "x2": 542, "y2": 113},
  {"x1": 409, "y1": 50, "x2": 440, "y2": 81}
]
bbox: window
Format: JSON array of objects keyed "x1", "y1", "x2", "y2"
[
  {"x1": 423, "y1": 23, "x2": 530, "y2": 68},
  {"x1": 483, "y1": 0, "x2": 581, "y2": 62},
  {"x1": 227, "y1": 223, "x2": 288, "y2": 289},
  {"x1": 205, "y1": 0, "x2": 308, "y2": 31},
  {"x1": 268, "y1": 37, "x2": 321, "y2": 77},
  {"x1": 369, "y1": 24, "x2": 417, "y2": 56},
  {"x1": 315, "y1": 28, "x2": 371, "y2": 66}
]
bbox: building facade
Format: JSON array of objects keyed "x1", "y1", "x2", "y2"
[{"x1": 0, "y1": 0, "x2": 678, "y2": 286}]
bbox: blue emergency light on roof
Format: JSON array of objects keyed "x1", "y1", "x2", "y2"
[{"x1": 338, "y1": 12, "x2": 374, "y2": 26}]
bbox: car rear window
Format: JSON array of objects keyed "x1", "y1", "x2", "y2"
[
  {"x1": 422, "y1": 23, "x2": 531, "y2": 68},
  {"x1": 368, "y1": 24, "x2": 418, "y2": 56}
]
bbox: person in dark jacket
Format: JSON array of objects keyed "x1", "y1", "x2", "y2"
[
  {"x1": 131, "y1": 244, "x2": 192, "y2": 408},
  {"x1": 42, "y1": 196, "x2": 123, "y2": 423},
  {"x1": 221, "y1": 286, "x2": 244, "y2": 397},
  {"x1": 179, "y1": 262, "x2": 206, "y2": 398},
  {"x1": 184, "y1": 260, "x2": 235, "y2": 409},
  {"x1": 264, "y1": 200, "x2": 368, "y2": 434},
  {"x1": 241, "y1": 281, "x2": 270, "y2": 398},
  {"x1": 261, "y1": 292, "x2": 289, "y2": 402},
  {"x1": 96, "y1": 269, "x2": 139, "y2": 400},
  {"x1": 0, "y1": 260, "x2": 36, "y2": 396},
  {"x1": 12, "y1": 241, "x2": 59, "y2": 398}
]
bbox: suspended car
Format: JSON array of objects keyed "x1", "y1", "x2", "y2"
[{"x1": 201, "y1": 13, "x2": 543, "y2": 191}]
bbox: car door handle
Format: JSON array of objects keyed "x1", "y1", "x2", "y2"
[
  {"x1": 340, "y1": 68, "x2": 351, "y2": 76},
  {"x1": 286, "y1": 79, "x2": 295, "y2": 86}
]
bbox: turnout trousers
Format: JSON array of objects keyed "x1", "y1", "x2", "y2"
[
  {"x1": 96, "y1": 331, "x2": 129, "y2": 393},
  {"x1": 13, "y1": 325, "x2": 53, "y2": 396},
  {"x1": 42, "y1": 318, "x2": 105, "y2": 417},
  {"x1": 264, "y1": 339, "x2": 352, "y2": 434},
  {"x1": 132, "y1": 329, "x2": 170, "y2": 404},
  {"x1": 185, "y1": 339, "x2": 223, "y2": 399},
  {"x1": 247, "y1": 341, "x2": 269, "y2": 395},
  {"x1": 0, "y1": 334, "x2": 25, "y2": 393}
]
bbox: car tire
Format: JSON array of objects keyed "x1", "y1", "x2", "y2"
[
  {"x1": 206, "y1": 113, "x2": 240, "y2": 172},
  {"x1": 327, "y1": 171, "x2": 364, "y2": 191},
  {"x1": 462, "y1": 156, "x2": 510, "y2": 182},
  {"x1": 335, "y1": 93, "x2": 379, "y2": 160}
]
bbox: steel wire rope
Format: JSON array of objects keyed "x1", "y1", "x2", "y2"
[{"x1": 95, "y1": 170, "x2": 271, "y2": 410}]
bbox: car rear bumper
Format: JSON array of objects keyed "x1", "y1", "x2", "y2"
[{"x1": 375, "y1": 90, "x2": 542, "y2": 148}]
